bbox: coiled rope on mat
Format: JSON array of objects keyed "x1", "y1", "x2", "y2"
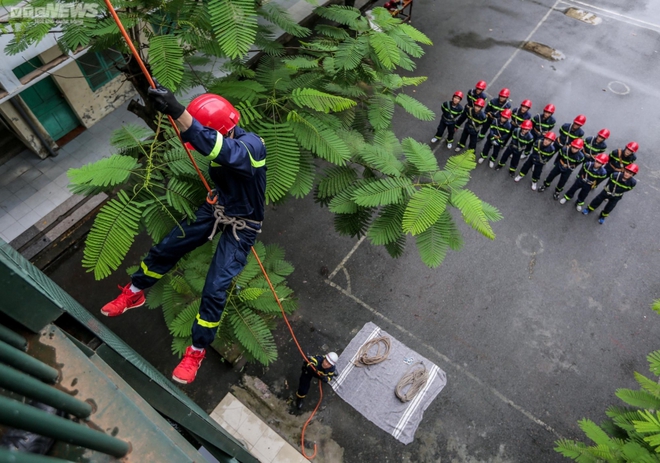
[
  {"x1": 395, "y1": 362, "x2": 429, "y2": 402},
  {"x1": 354, "y1": 336, "x2": 391, "y2": 367}
]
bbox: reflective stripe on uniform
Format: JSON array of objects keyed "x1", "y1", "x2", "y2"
[
  {"x1": 140, "y1": 261, "x2": 164, "y2": 279},
  {"x1": 205, "y1": 132, "x2": 224, "y2": 162},
  {"x1": 238, "y1": 141, "x2": 266, "y2": 168},
  {"x1": 196, "y1": 314, "x2": 220, "y2": 328}
]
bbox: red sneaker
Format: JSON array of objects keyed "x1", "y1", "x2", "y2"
[
  {"x1": 101, "y1": 284, "x2": 145, "y2": 317},
  {"x1": 172, "y1": 347, "x2": 205, "y2": 384}
]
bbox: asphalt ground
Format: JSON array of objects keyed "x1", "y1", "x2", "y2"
[{"x1": 49, "y1": 0, "x2": 660, "y2": 461}]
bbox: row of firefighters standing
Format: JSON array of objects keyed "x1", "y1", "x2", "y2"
[
  {"x1": 431, "y1": 80, "x2": 639, "y2": 224},
  {"x1": 99, "y1": 83, "x2": 338, "y2": 402}
]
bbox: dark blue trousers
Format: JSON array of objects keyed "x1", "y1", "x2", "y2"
[
  {"x1": 543, "y1": 163, "x2": 574, "y2": 192},
  {"x1": 458, "y1": 128, "x2": 480, "y2": 150},
  {"x1": 518, "y1": 158, "x2": 545, "y2": 182},
  {"x1": 564, "y1": 178, "x2": 594, "y2": 205},
  {"x1": 481, "y1": 139, "x2": 501, "y2": 160},
  {"x1": 132, "y1": 202, "x2": 257, "y2": 349},
  {"x1": 587, "y1": 190, "x2": 622, "y2": 218},
  {"x1": 434, "y1": 120, "x2": 457, "y2": 142}
]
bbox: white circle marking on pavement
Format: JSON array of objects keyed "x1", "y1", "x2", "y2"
[
  {"x1": 607, "y1": 81, "x2": 630, "y2": 95},
  {"x1": 516, "y1": 233, "x2": 544, "y2": 256}
]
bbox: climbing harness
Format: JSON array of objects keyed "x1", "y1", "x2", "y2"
[
  {"x1": 354, "y1": 336, "x2": 391, "y2": 367},
  {"x1": 103, "y1": 0, "x2": 322, "y2": 458},
  {"x1": 395, "y1": 361, "x2": 429, "y2": 403},
  {"x1": 208, "y1": 203, "x2": 262, "y2": 241}
]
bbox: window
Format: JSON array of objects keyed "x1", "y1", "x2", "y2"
[{"x1": 77, "y1": 50, "x2": 126, "y2": 91}]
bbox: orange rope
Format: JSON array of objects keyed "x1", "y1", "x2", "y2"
[
  {"x1": 103, "y1": 0, "x2": 216, "y2": 204},
  {"x1": 104, "y1": 1, "x2": 323, "y2": 457}
]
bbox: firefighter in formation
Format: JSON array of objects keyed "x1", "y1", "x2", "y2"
[{"x1": 431, "y1": 81, "x2": 640, "y2": 224}]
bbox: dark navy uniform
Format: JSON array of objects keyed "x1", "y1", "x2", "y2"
[
  {"x1": 606, "y1": 148, "x2": 637, "y2": 175},
  {"x1": 434, "y1": 100, "x2": 463, "y2": 144},
  {"x1": 583, "y1": 136, "x2": 607, "y2": 162},
  {"x1": 456, "y1": 106, "x2": 487, "y2": 151},
  {"x1": 517, "y1": 139, "x2": 557, "y2": 183},
  {"x1": 563, "y1": 161, "x2": 608, "y2": 206},
  {"x1": 479, "y1": 97, "x2": 511, "y2": 139},
  {"x1": 555, "y1": 123, "x2": 584, "y2": 151},
  {"x1": 132, "y1": 121, "x2": 267, "y2": 349},
  {"x1": 531, "y1": 113, "x2": 556, "y2": 140},
  {"x1": 541, "y1": 146, "x2": 584, "y2": 194},
  {"x1": 296, "y1": 355, "x2": 337, "y2": 400},
  {"x1": 586, "y1": 172, "x2": 637, "y2": 219},
  {"x1": 510, "y1": 107, "x2": 531, "y2": 130},
  {"x1": 496, "y1": 127, "x2": 534, "y2": 173},
  {"x1": 466, "y1": 88, "x2": 488, "y2": 108},
  {"x1": 480, "y1": 117, "x2": 512, "y2": 162}
]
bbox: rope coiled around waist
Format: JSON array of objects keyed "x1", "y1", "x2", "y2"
[{"x1": 208, "y1": 204, "x2": 262, "y2": 241}]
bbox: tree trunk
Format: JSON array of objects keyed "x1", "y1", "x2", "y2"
[{"x1": 118, "y1": 57, "x2": 159, "y2": 133}]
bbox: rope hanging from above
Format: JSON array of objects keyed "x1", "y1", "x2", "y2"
[
  {"x1": 395, "y1": 361, "x2": 429, "y2": 402},
  {"x1": 354, "y1": 336, "x2": 391, "y2": 367}
]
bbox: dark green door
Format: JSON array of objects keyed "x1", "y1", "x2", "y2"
[{"x1": 13, "y1": 58, "x2": 80, "y2": 141}]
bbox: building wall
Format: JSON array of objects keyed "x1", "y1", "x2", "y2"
[
  {"x1": 39, "y1": 47, "x2": 136, "y2": 128},
  {"x1": 0, "y1": 99, "x2": 55, "y2": 158}
]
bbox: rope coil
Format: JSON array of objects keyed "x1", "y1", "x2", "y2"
[
  {"x1": 353, "y1": 336, "x2": 391, "y2": 367},
  {"x1": 395, "y1": 361, "x2": 429, "y2": 402},
  {"x1": 208, "y1": 204, "x2": 262, "y2": 241}
]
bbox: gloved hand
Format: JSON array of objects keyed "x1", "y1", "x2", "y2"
[{"x1": 147, "y1": 81, "x2": 186, "y2": 119}]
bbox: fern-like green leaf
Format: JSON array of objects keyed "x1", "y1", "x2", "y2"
[
  {"x1": 352, "y1": 177, "x2": 413, "y2": 207},
  {"x1": 256, "y1": 121, "x2": 300, "y2": 202},
  {"x1": 451, "y1": 189, "x2": 495, "y2": 239},
  {"x1": 164, "y1": 177, "x2": 204, "y2": 218},
  {"x1": 369, "y1": 33, "x2": 400, "y2": 69},
  {"x1": 317, "y1": 166, "x2": 358, "y2": 199},
  {"x1": 149, "y1": 35, "x2": 184, "y2": 90},
  {"x1": 652, "y1": 299, "x2": 660, "y2": 316},
  {"x1": 208, "y1": 79, "x2": 267, "y2": 104},
  {"x1": 291, "y1": 88, "x2": 356, "y2": 113},
  {"x1": 228, "y1": 305, "x2": 277, "y2": 365},
  {"x1": 208, "y1": 0, "x2": 258, "y2": 59},
  {"x1": 402, "y1": 138, "x2": 439, "y2": 173},
  {"x1": 68, "y1": 155, "x2": 138, "y2": 194},
  {"x1": 287, "y1": 111, "x2": 351, "y2": 164},
  {"x1": 647, "y1": 350, "x2": 660, "y2": 376},
  {"x1": 335, "y1": 37, "x2": 369, "y2": 70},
  {"x1": 238, "y1": 288, "x2": 267, "y2": 302},
  {"x1": 577, "y1": 419, "x2": 618, "y2": 448},
  {"x1": 142, "y1": 199, "x2": 180, "y2": 243},
  {"x1": 398, "y1": 23, "x2": 433, "y2": 45},
  {"x1": 402, "y1": 187, "x2": 449, "y2": 235},
  {"x1": 415, "y1": 220, "x2": 450, "y2": 268},
  {"x1": 368, "y1": 93, "x2": 395, "y2": 130},
  {"x1": 315, "y1": 5, "x2": 362, "y2": 28},
  {"x1": 386, "y1": 28, "x2": 424, "y2": 58},
  {"x1": 289, "y1": 150, "x2": 315, "y2": 199},
  {"x1": 554, "y1": 439, "x2": 600, "y2": 463},
  {"x1": 328, "y1": 189, "x2": 359, "y2": 214},
  {"x1": 82, "y1": 190, "x2": 142, "y2": 279},
  {"x1": 171, "y1": 336, "x2": 193, "y2": 357},
  {"x1": 283, "y1": 56, "x2": 319, "y2": 70},
  {"x1": 168, "y1": 300, "x2": 200, "y2": 337},
  {"x1": 110, "y1": 124, "x2": 153, "y2": 153},
  {"x1": 367, "y1": 203, "x2": 405, "y2": 245},
  {"x1": 258, "y1": 2, "x2": 311, "y2": 38},
  {"x1": 315, "y1": 24, "x2": 350, "y2": 40},
  {"x1": 395, "y1": 94, "x2": 435, "y2": 121},
  {"x1": 361, "y1": 144, "x2": 405, "y2": 177},
  {"x1": 616, "y1": 388, "x2": 660, "y2": 409},
  {"x1": 334, "y1": 207, "x2": 372, "y2": 238},
  {"x1": 385, "y1": 235, "x2": 406, "y2": 258}
]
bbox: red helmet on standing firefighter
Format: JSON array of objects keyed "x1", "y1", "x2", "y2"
[
  {"x1": 499, "y1": 88, "x2": 510, "y2": 98},
  {"x1": 544, "y1": 104, "x2": 555, "y2": 114},
  {"x1": 571, "y1": 138, "x2": 584, "y2": 149},
  {"x1": 625, "y1": 163, "x2": 639, "y2": 174},
  {"x1": 520, "y1": 120, "x2": 533, "y2": 130},
  {"x1": 573, "y1": 114, "x2": 586, "y2": 126},
  {"x1": 453, "y1": 91, "x2": 464, "y2": 100},
  {"x1": 474, "y1": 98, "x2": 486, "y2": 108},
  {"x1": 500, "y1": 109, "x2": 512, "y2": 119},
  {"x1": 544, "y1": 131, "x2": 557, "y2": 141},
  {"x1": 597, "y1": 128, "x2": 610, "y2": 139},
  {"x1": 521, "y1": 99, "x2": 532, "y2": 108},
  {"x1": 475, "y1": 80, "x2": 487, "y2": 90},
  {"x1": 626, "y1": 141, "x2": 639, "y2": 152},
  {"x1": 593, "y1": 153, "x2": 609, "y2": 165},
  {"x1": 187, "y1": 94, "x2": 240, "y2": 135}
]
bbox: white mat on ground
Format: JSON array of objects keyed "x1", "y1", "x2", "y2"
[{"x1": 331, "y1": 322, "x2": 447, "y2": 444}]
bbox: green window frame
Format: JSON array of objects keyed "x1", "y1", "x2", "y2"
[{"x1": 77, "y1": 49, "x2": 126, "y2": 91}]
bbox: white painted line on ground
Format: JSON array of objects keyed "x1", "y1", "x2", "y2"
[
  {"x1": 325, "y1": 278, "x2": 562, "y2": 438},
  {"x1": 559, "y1": 0, "x2": 660, "y2": 32},
  {"x1": 328, "y1": 235, "x2": 366, "y2": 280},
  {"x1": 490, "y1": 0, "x2": 562, "y2": 86}
]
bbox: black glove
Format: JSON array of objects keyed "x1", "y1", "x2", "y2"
[{"x1": 147, "y1": 82, "x2": 186, "y2": 119}]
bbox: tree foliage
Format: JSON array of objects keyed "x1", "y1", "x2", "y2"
[{"x1": 555, "y1": 301, "x2": 660, "y2": 461}]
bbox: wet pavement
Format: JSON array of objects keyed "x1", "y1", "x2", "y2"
[{"x1": 49, "y1": 0, "x2": 660, "y2": 461}]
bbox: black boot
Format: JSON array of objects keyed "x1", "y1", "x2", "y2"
[{"x1": 296, "y1": 397, "x2": 304, "y2": 410}]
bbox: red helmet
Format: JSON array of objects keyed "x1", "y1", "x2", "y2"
[
  {"x1": 624, "y1": 163, "x2": 639, "y2": 174},
  {"x1": 521, "y1": 99, "x2": 532, "y2": 108},
  {"x1": 573, "y1": 114, "x2": 586, "y2": 126},
  {"x1": 544, "y1": 131, "x2": 557, "y2": 141},
  {"x1": 499, "y1": 88, "x2": 510, "y2": 98},
  {"x1": 475, "y1": 80, "x2": 487, "y2": 90},
  {"x1": 597, "y1": 128, "x2": 610, "y2": 139},
  {"x1": 521, "y1": 120, "x2": 533, "y2": 130},
  {"x1": 570, "y1": 138, "x2": 584, "y2": 149},
  {"x1": 626, "y1": 141, "x2": 639, "y2": 152},
  {"x1": 594, "y1": 153, "x2": 609, "y2": 165},
  {"x1": 453, "y1": 91, "x2": 464, "y2": 100},
  {"x1": 500, "y1": 109, "x2": 512, "y2": 119},
  {"x1": 187, "y1": 94, "x2": 240, "y2": 135},
  {"x1": 544, "y1": 104, "x2": 555, "y2": 114},
  {"x1": 474, "y1": 98, "x2": 485, "y2": 108}
]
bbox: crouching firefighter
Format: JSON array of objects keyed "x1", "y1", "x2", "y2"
[
  {"x1": 296, "y1": 353, "x2": 339, "y2": 410},
  {"x1": 100, "y1": 84, "x2": 267, "y2": 385}
]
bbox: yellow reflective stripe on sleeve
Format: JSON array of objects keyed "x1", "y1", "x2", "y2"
[
  {"x1": 210, "y1": 161, "x2": 221, "y2": 167},
  {"x1": 205, "y1": 132, "x2": 224, "y2": 162},
  {"x1": 238, "y1": 141, "x2": 266, "y2": 168},
  {"x1": 140, "y1": 262, "x2": 164, "y2": 279},
  {"x1": 195, "y1": 314, "x2": 220, "y2": 328}
]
